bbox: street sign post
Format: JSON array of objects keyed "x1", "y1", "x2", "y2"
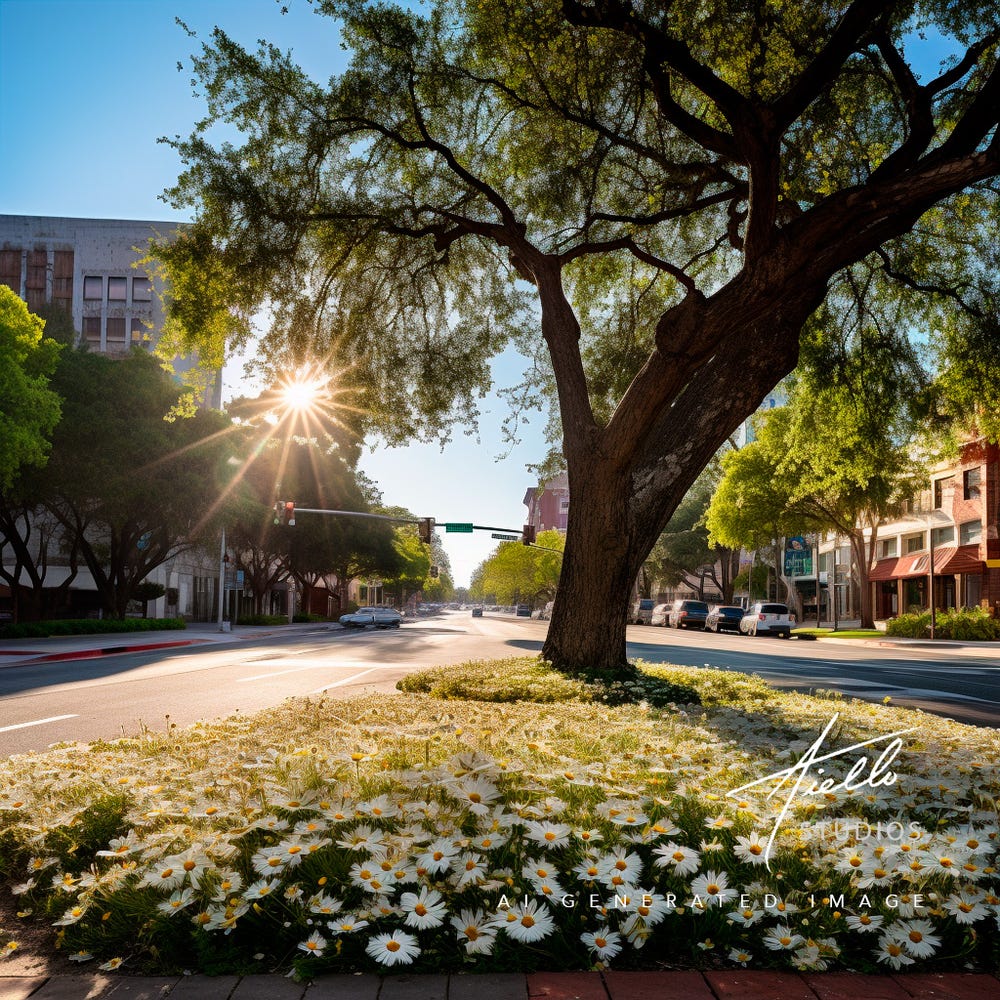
[
  {"x1": 444, "y1": 523, "x2": 474, "y2": 533},
  {"x1": 491, "y1": 532, "x2": 520, "y2": 541}
]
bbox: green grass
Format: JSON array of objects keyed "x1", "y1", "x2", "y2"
[{"x1": 792, "y1": 628, "x2": 883, "y2": 639}]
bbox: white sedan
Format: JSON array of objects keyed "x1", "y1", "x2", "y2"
[{"x1": 339, "y1": 606, "x2": 403, "y2": 629}]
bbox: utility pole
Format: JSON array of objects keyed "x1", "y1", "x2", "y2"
[{"x1": 217, "y1": 526, "x2": 229, "y2": 632}]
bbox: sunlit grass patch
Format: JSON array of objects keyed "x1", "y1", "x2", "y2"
[{"x1": 0, "y1": 659, "x2": 997, "y2": 978}]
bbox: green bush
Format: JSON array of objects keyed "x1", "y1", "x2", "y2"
[
  {"x1": 885, "y1": 612, "x2": 929, "y2": 638},
  {"x1": 0, "y1": 618, "x2": 186, "y2": 640},
  {"x1": 885, "y1": 606, "x2": 999, "y2": 640}
]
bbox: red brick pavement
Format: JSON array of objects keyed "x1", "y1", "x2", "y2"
[{"x1": 2, "y1": 970, "x2": 999, "y2": 999}]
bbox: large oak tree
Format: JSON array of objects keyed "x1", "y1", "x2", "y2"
[{"x1": 156, "y1": 0, "x2": 1000, "y2": 673}]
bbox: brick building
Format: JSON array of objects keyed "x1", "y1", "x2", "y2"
[{"x1": 865, "y1": 440, "x2": 1000, "y2": 619}]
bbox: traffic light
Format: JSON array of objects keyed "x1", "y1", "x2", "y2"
[
  {"x1": 419, "y1": 517, "x2": 435, "y2": 544},
  {"x1": 522, "y1": 523, "x2": 536, "y2": 546},
  {"x1": 429, "y1": 564, "x2": 439, "y2": 579},
  {"x1": 274, "y1": 500, "x2": 296, "y2": 526}
]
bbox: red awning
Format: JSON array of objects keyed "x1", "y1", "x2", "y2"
[
  {"x1": 893, "y1": 552, "x2": 930, "y2": 578},
  {"x1": 887, "y1": 545, "x2": 983, "y2": 579},
  {"x1": 869, "y1": 559, "x2": 899, "y2": 582},
  {"x1": 935, "y1": 544, "x2": 984, "y2": 575}
]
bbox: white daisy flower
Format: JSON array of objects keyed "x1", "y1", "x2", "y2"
[
  {"x1": 365, "y1": 930, "x2": 420, "y2": 966},
  {"x1": 581, "y1": 926, "x2": 622, "y2": 961},
  {"x1": 450, "y1": 909, "x2": 497, "y2": 954},
  {"x1": 874, "y1": 934, "x2": 915, "y2": 969},
  {"x1": 400, "y1": 887, "x2": 447, "y2": 929},
  {"x1": 652, "y1": 841, "x2": 701, "y2": 876},
  {"x1": 498, "y1": 899, "x2": 555, "y2": 943},
  {"x1": 763, "y1": 925, "x2": 804, "y2": 951}
]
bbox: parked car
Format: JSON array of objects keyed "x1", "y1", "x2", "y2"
[
  {"x1": 632, "y1": 598, "x2": 656, "y2": 624},
  {"x1": 339, "y1": 606, "x2": 402, "y2": 629},
  {"x1": 668, "y1": 599, "x2": 709, "y2": 629},
  {"x1": 705, "y1": 604, "x2": 744, "y2": 633},
  {"x1": 516, "y1": 604, "x2": 532, "y2": 617},
  {"x1": 739, "y1": 602, "x2": 795, "y2": 638},
  {"x1": 650, "y1": 603, "x2": 671, "y2": 626},
  {"x1": 471, "y1": 606, "x2": 483, "y2": 617}
]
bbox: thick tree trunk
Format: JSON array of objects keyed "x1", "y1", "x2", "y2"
[{"x1": 541, "y1": 470, "x2": 638, "y2": 674}]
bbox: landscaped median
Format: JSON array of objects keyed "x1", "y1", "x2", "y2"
[{"x1": 0, "y1": 658, "x2": 997, "y2": 979}]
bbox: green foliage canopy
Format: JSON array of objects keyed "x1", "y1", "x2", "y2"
[{"x1": 0, "y1": 287, "x2": 61, "y2": 492}]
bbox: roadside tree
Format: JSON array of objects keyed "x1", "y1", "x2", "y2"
[
  {"x1": 38, "y1": 349, "x2": 229, "y2": 618},
  {"x1": 476, "y1": 530, "x2": 564, "y2": 607},
  {"x1": 0, "y1": 287, "x2": 61, "y2": 493},
  {"x1": 155, "y1": 0, "x2": 1000, "y2": 673},
  {"x1": 643, "y1": 463, "x2": 741, "y2": 603}
]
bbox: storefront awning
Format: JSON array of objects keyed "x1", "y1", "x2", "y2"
[
  {"x1": 935, "y1": 544, "x2": 984, "y2": 575},
  {"x1": 869, "y1": 559, "x2": 899, "y2": 582},
  {"x1": 885, "y1": 545, "x2": 983, "y2": 579}
]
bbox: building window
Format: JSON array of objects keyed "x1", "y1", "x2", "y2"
[
  {"x1": 130, "y1": 318, "x2": 149, "y2": 345},
  {"x1": 905, "y1": 533, "x2": 924, "y2": 554},
  {"x1": 964, "y1": 467, "x2": 982, "y2": 501},
  {"x1": 933, "y1": 476, "x2": 954, "y2": 509},
  {"x1": 83, "y1": 275, "x2": 102, "y2": 300},
  {"x1": 106, "y1": 317, "x2": 126, "y2": 345},
  {"x1": 53, "y1": 250, "x2": 73, "y2": 309},
  {"x1": 132, "y1": 276, "x2": 151, "y2": 301},
  {"x1": 879, "y1": 538, "x2": 897, "y2": 559},
  {"x1": 107, "y1": 276, "x2": 127, "y2": 301},
  {"x1": 931, "y1": 525, "x2": 954, "y2": 547},
  {"x1": 82, "y1": 316, "x2": 101, "y2": 346},
  {"x1": 960, "y1": 519, "x2": 982, "y2": 545}
]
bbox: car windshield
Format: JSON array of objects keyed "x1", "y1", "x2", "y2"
[
  {"x1": 687, "y1": 602, "x2": 709, "y2": 611},
  {"x1": 761, "y1": 604, "x2": 789, "y2": 614}
]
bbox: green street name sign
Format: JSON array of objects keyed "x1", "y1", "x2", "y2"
[{"x1": 444, "y1": 522, "x2": 474, "y2": 533}]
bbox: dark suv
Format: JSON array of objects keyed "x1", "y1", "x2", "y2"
[{"x1": 668, "y1": 599, "x2": 709, "y2": 629}]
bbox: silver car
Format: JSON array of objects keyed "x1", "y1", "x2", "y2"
[
  {"x1": 339, "y1": 606, "x2": 402, "y2": 629},
  {"x1": 739, "y1": 602, "x2": 795, "y2": 638}
]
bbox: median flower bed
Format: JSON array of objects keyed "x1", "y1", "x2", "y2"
[{"x1": 0, "y1": 658, "x2": 997, "y2": 977}]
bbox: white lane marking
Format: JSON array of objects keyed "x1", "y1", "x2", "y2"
[
  {"x1": 237, "y1": 661, "x2": 374, "y2": 682},
  {"x1": 307, "y1": 667, "x2": 388, "y2": 694},
  {"x1": 0, "y1": 714, "x2": 78, "y2": 733}
]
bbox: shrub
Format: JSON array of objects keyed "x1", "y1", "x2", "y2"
[
  {"x1": 0, "y1": 618, "x2": 186, "y2": 640},
  {"x1": 885, "y1": 612, "x2": 929, "y2": 638},
  {"x1": 885, "y1": 606, "x2": 1000, "y2": 640}
]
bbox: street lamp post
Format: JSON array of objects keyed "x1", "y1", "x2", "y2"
[
  {"x1": 217, "y1": 526, "x2": 229, "y2": 632},
  {"x1": 928, "y1": 529, "x2": 936, "y2": 640}
]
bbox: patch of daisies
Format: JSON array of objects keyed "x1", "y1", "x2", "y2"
[{"x1": 0, "y1": 678, "x2": 997, "y2": 976}]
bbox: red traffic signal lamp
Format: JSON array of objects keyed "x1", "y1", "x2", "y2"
[
  {"x1": 274, "y1": 500, "x2": 296, "y2": 526},
  {"x1": 522, "y1": 524, "x2": 536, "y2": 546}
]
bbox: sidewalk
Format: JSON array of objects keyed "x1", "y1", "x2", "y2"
[
  {"x1": 0, "y1": 622, "x2": 333, "y2": 669},
  {"x1": 2, "y1": 968, "x2": 998, "y2": 1000}
]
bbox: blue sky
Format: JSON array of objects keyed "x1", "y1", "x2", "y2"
[{"x1": 0, "y1": 0, "x2": 546, "y2": 586}]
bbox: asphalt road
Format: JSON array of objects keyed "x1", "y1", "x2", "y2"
[{"x1": 1, "y1": 612, "x2": 998, "y2": 756}]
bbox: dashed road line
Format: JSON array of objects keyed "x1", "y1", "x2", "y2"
[{"x1": 0, "y1": 714, "x2": 78, "y2": 733}]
